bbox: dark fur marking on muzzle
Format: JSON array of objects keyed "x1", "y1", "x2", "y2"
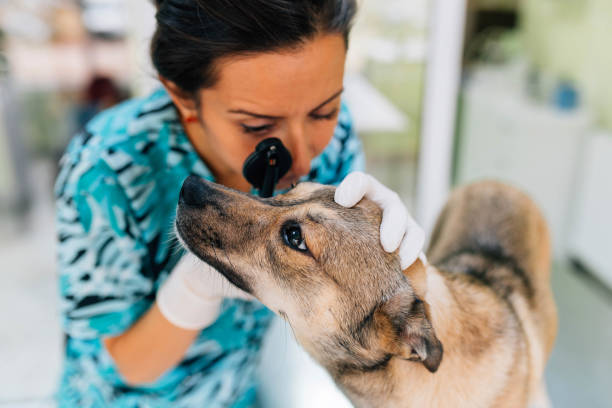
[
  {"x1": 201, "y1": 255, "x2": 253, "y2": 294},
  {"x1": 176, "y1": 221, "x2": 252, "y2": 293}
]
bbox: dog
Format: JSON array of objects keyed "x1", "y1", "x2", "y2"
[{"x1": 175, "y1": 175, "x2": 557, "y2": 408}]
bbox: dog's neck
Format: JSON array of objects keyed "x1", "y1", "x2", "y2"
[{"x1": 333, "y1": 265, "x2": 516, "y2": 408}]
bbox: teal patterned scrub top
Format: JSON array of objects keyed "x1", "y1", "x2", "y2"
[{"x1": 54, "y1": 87, "x2": 365, "y2": 407}]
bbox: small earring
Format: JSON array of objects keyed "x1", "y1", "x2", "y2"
[{"x1": 184, "y1": 115, "x2": 198, "y2": 123}]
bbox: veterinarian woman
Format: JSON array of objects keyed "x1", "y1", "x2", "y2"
[{"x1": 55, "y1": 1, "x2": 424, "y2": 406}]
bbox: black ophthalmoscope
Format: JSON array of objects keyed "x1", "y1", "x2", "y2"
[{"x1": 242, "y1": 138, "x2": 292, "y2": 198}]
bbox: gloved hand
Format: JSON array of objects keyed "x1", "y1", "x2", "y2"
[
  {"x1": 157, "y1": 252, "x2": 254, "y2": 330},
  {"x1": 334, "y1": 171, "x2": 426, "y2": 270}
]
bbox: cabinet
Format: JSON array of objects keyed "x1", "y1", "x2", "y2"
[
  {"x1": 455, "y1": 66, "x2": 592, "y2": 256},
  {"x1": 567, "y1": 133, "x2": 612, "y2": 288}
]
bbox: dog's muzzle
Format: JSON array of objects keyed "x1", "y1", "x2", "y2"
[{"x1": 179, "y1": 175, "x2": 212, "y2": 208}]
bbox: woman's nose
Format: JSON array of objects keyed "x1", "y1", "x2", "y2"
[{"x1": 286, "y1": 125, "x2": 312, "y2": 178}]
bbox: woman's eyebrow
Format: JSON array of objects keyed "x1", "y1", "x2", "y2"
[
  {"x1": 310, "y1": 88, "x2": 344, "y2": 112},
  {"x1": 227, "y1": 88, "x2": 344, "y2": 119},
  {"x1": 227, "y1": 110, "x2": 283, "y2": 120}
]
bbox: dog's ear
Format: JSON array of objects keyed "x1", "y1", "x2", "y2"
[
  {"x1": 403, "y1": 257, "x2": 427, "y2": 299},
  {"x1": 379, "y1": 290, "x2": 443, "y2": 373},
  {"x1": 399, "y1": 298, "x2": 443, "y2": 373}
]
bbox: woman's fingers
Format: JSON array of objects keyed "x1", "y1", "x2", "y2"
[
  {"x1": 398, "y1": 225, "x2": 426, "y2": 270},
  {"x1": 335, "y1": 171, "x2": 425, "y2": 269},
  {"x1": 334, "y1": 171, "x2": 370, "y2": 207},
  {"x1": 379, "y1": 199, "x2": 408, "y2": 252}
]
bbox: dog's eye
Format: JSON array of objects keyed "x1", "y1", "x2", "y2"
[{"x1": 282, "y1": 224, "x2": 308, "y2": 252}]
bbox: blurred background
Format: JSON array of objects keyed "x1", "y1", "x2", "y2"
[{"x1": 0, "y1": 0, "x2": 610, "y2": 407}]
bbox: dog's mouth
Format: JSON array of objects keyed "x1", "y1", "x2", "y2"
[{"x1": 175, "y1": 216, "x2": 253, "y2": 294}]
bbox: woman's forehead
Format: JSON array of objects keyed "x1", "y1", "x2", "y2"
[{"x1": 203, "y1": 34, "x2": 347, "y2": 114}]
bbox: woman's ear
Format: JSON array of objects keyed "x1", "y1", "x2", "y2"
[{"x1": 159, "y1": 76, "x2": 199, "y2": 120}]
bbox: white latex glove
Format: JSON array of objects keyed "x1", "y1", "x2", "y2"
[
  {"x1": 157, "y1": 252, "x2": 254, "y2": 330},
  {"x1": 334, "y1": 171, "x2": 426, "y2": 270}
]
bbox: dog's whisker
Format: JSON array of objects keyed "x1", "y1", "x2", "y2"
[
  {"x1": 169, "y1": 238, "x2": 182, "y2": 254},
  {"x1": 284, "y1": 317, "x2": 298, "y2": 342},
  {"x1": 283, "y1": 319, "x2": 292, "y2": 362},
  {"x1": 162, "y1": 226, "x2": 184, "y2": 258}
]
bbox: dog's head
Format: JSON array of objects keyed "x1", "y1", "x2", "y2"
[{"x1": 176, "y1": 175, "x2": 442, "y2": 380}]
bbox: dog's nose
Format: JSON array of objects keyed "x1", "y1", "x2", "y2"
[{"x1": 179, "y1": 175, "x2": 211, "y2": 208}]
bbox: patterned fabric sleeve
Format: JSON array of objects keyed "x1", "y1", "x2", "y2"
[
  {"x1": 307, "y1": 101, "x2": 366, "y2": 186},
  {"x1": 55, "y1": 135, "x2": 154, "y2": 339}
]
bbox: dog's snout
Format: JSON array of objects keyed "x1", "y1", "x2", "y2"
[{"x1": 179, "y1": 175, "x2": 211, "y2": 208}]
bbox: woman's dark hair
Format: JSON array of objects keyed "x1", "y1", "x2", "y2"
[{"x1": 151, "y1": 0, "x2": 357, "y2": 94}]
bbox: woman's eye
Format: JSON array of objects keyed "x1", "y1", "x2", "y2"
[
  {"x1": 310, "y1": 108, "x2": 338, "y2": 121},
  {"x1": 282, "y1": 224, "x2": 308, "y2": 252},
  {"x1": 241, "y1": 123, "x2": 273, "y2": 134}
]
